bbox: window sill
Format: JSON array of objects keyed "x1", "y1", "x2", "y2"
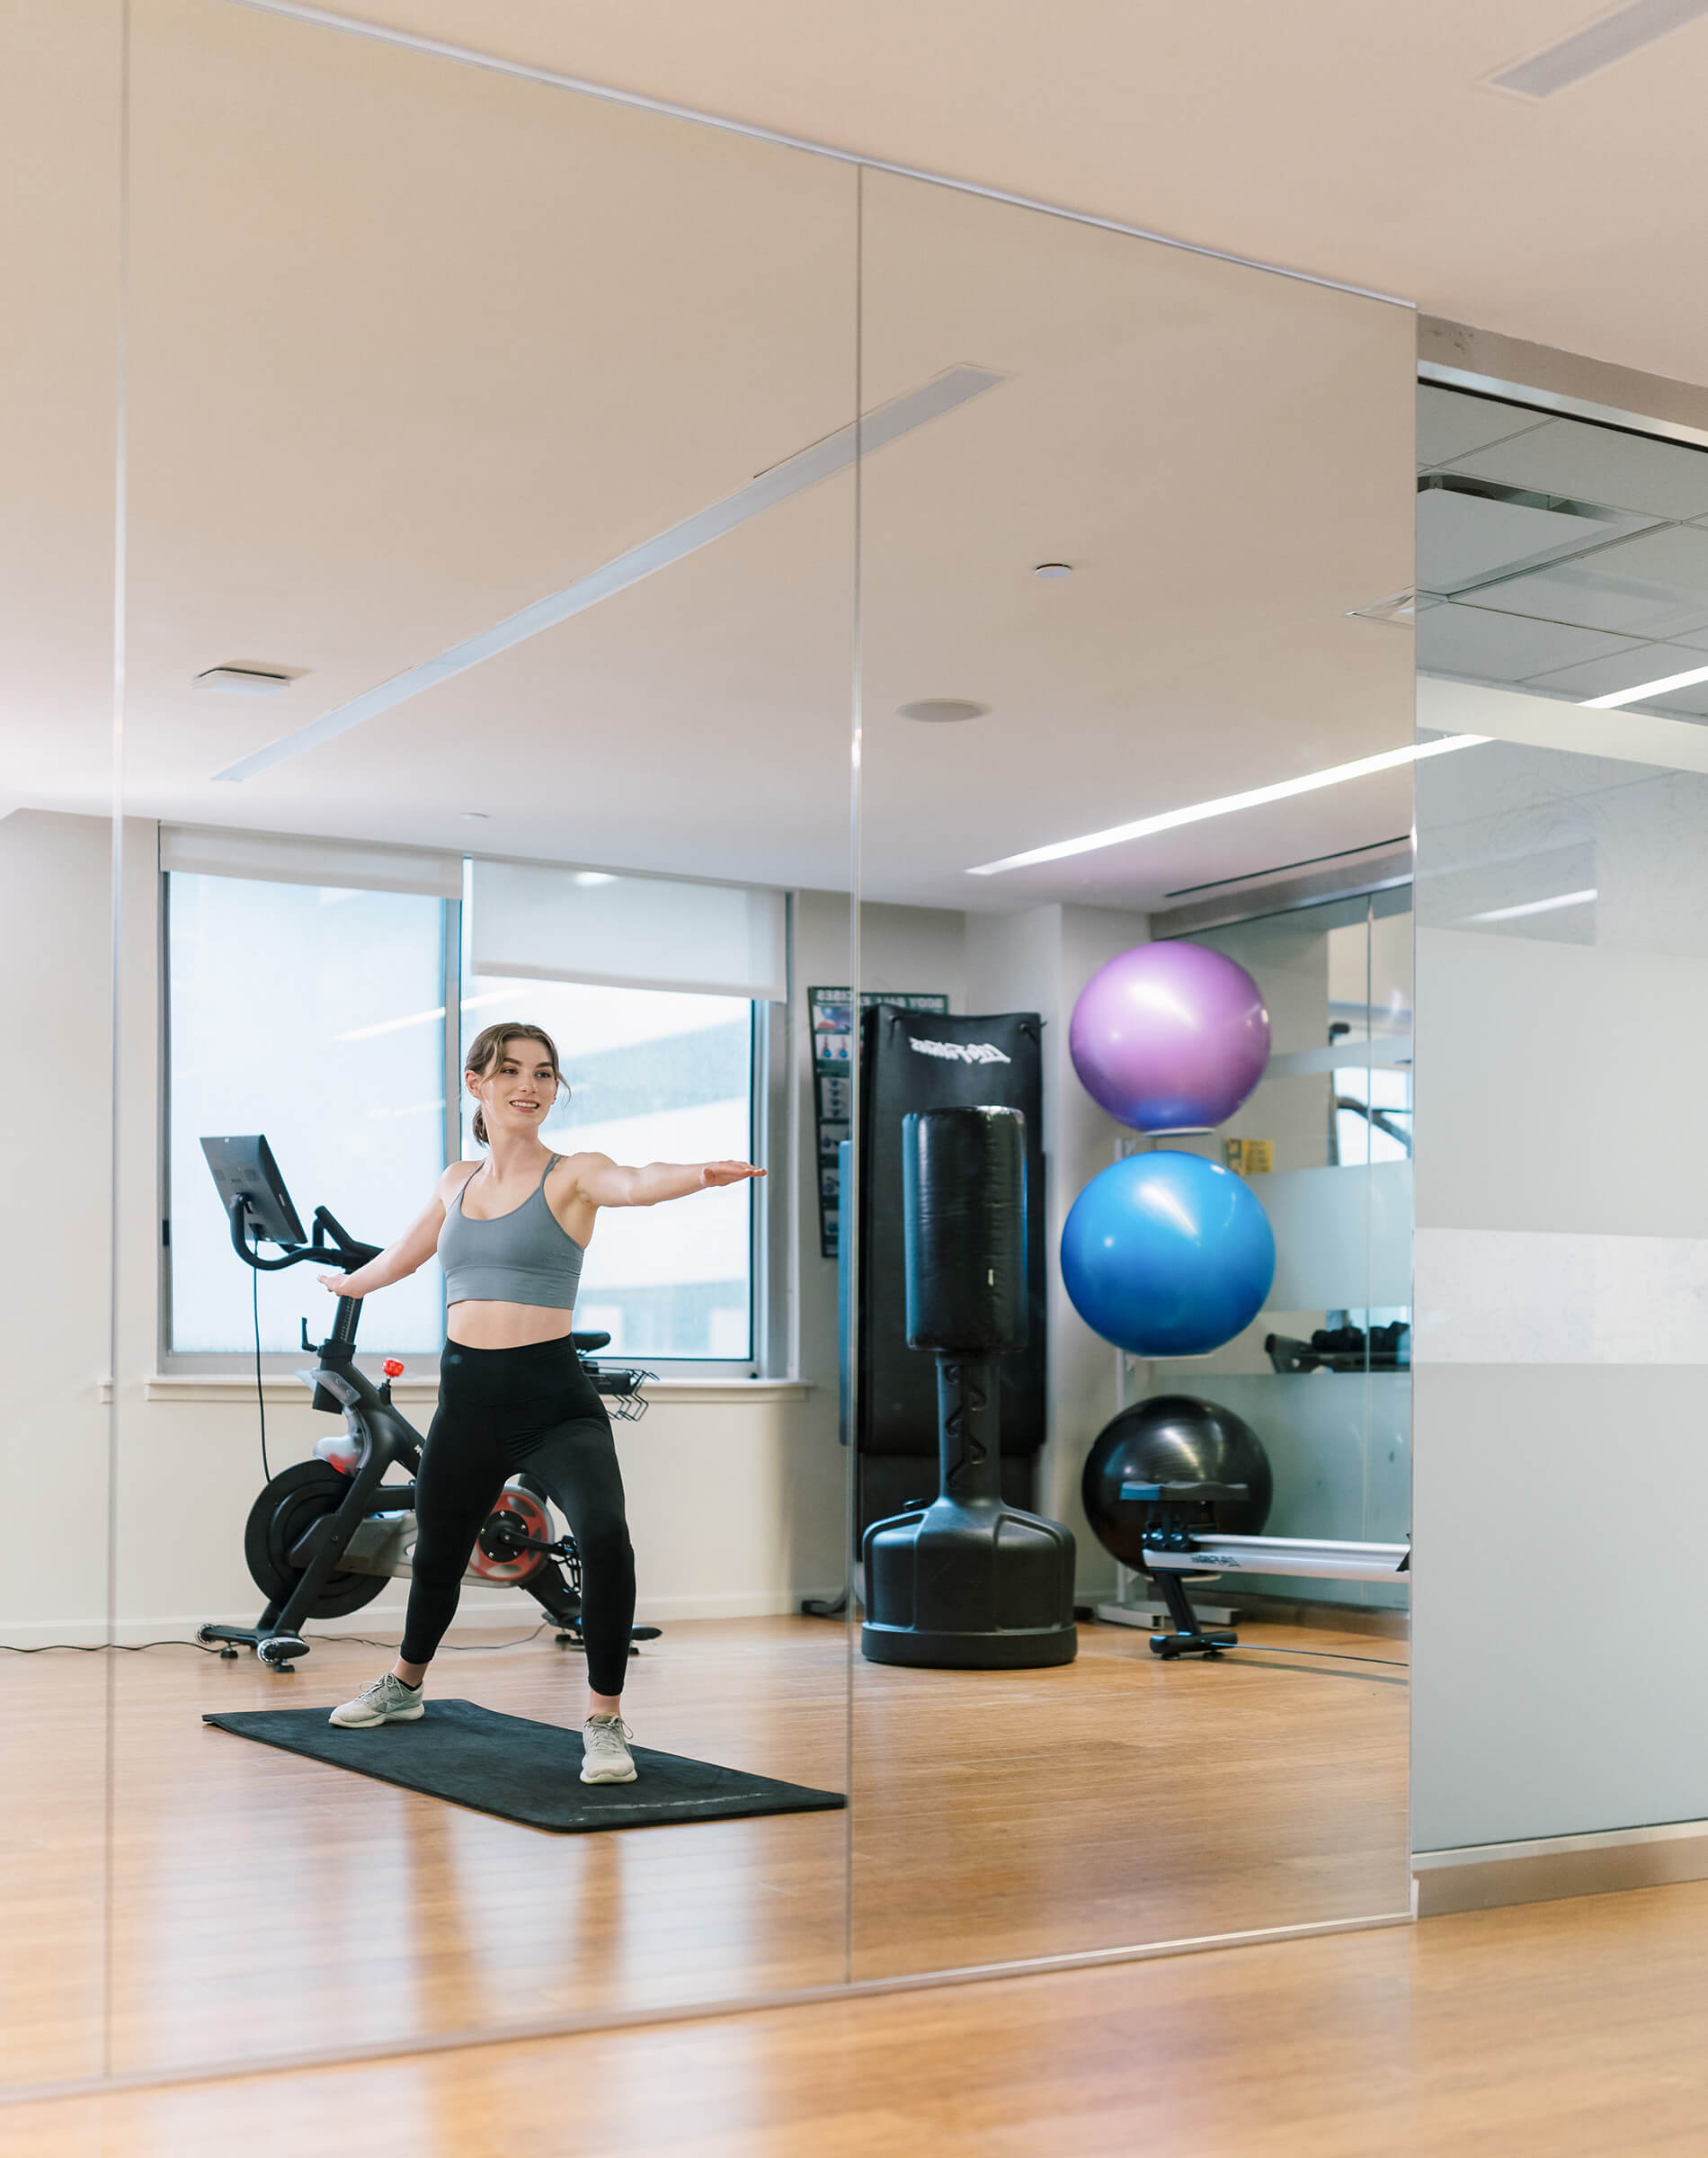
[{"x1": 100, "y1": 1375, "x2": 810, "y2": 1408}]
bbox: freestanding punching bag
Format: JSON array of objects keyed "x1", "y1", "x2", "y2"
[{"x1": 860, "y1": 1107, "x2": 1078, "y2": 1669}]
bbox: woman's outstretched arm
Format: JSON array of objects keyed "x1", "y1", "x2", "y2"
[
  {"x1": 316, "y1": 1165, "x2": 466, "y2": 1297},
  {"x1": 572, "y1": 1155, "x2": 765, "y2": 1208}
]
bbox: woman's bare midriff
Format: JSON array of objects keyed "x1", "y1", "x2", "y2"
[{"x1": 446, "y1": 1299, "x2": 577, "y2": 1350}]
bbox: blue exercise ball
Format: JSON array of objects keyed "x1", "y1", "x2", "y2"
[{"x1": 1060, "y1": 1150, "x2": 1276, "y2": 1358}]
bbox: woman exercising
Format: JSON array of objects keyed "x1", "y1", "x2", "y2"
[{"x1": 321, "y1": 1021, "x2": 763, "y2": 1784}]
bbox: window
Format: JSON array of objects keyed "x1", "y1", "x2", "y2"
[
  {"x1": 1331, "y1": 1064, "x2": 1413, "y2": 1167},
  {"x1": 459, "y1": 977, "x2": 755, "y2": 1361},
  {"x1": 165, "y1": 872, "x2": 449, "y2": 1355},
  {"x1": 165, "y1": 861, "x2": 762, "y2": 1365}
]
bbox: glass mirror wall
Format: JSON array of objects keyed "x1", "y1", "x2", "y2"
[
  {"x1": 111, "y1": 0, "x2": 856, "y2": 2075},
  {"x1": 850, "y1": 170, "x2": 1418, "y2": 1973},
  {"x1": 1411, "y1": 380, "x2": 1708, "y2": 1871},
  {"x1": 0, "y1": 0, "x2": 121, "y2": 2093}
]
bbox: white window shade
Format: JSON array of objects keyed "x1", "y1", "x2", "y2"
[
  {"x1": 161, "y1": 825, "x2": 463, "y2": 899},
  {"x1": 470, "y1": 860, "x2": 787, "y2": 1003}
]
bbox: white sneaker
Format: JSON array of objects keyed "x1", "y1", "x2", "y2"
[
  {"x1": 329, "y1": 1672, "x2": 425, "y2": 1728},
  {"x1": 581, "y1": 1714, "x2": 637, "y2": 1784}
]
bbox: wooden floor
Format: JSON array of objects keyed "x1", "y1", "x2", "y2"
[
  {"x1": 13, "y1": 1878, "x2": 1708, "y2": 2154},
  {"x1": 849, "y1": 1614, "x2": 1407, "y2": 1977},
  {"x1": 0, "y1": 1610, "x2": 1406, "y2": 2086}
]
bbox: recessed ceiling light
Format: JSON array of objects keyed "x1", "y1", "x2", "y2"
[
  {"x1": 461, "y1": 811, "x2": 489, "y2": 821},
  {"x1": 196, "y1": 665, "x2": 294, "y2": 697},
  {"x1": 966, "y1": 735, "x2": 1487, "y2": 876},
  {"x1": 1581, "y1": 658, "x2": 1708, "y2": 709},
  {"x1": 574, "y1": 870, "x2": 617, "y2": 887},
  {"x1": 1486, "y1": 0, "x2": 1708, "y2": 98},
  {"x1": 1034, "y1": 563, "x2": 1072, "y2": 579},
  {"x1": 897, "y1": 699, "x2": 990, "y2": 724}
]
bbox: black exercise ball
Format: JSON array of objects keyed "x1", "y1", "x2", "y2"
[{"x1": 1081, "y1": 1395, "x2": 1272, "y2": 1565}]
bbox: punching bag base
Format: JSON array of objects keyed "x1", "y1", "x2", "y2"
[
  {"x1": 859, "y1": 1618, "x2": 1079, "y2": 1671},
  {"x1": 859, "y1": 1495, "x2": 1079, "y2": 1671}
]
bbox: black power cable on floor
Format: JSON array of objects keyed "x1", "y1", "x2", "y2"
[{"x1": 0, "y1": 1639, "x2": 230, "y2": 1655}]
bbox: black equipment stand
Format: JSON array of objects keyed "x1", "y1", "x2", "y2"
[
  {"x1": 199, "y1": 1137, "x2": 657, "y2": 1674},
  {"x1": 1125, "y1": 1481, "x2": 1248, "y2": 1660}
]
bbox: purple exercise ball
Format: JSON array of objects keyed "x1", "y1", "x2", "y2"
[{"x1": 1069, "y1": 941, "x2": 1270, "y2": 1133}]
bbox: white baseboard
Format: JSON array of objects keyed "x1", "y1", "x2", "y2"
[
  {"x1": 633, "y1": 1587, "x2": 843, "y2": 1621},
  {"x1": 0, "y1": 1587, "x2": 849, "y2": 1652},
  {"x1": 1414, "y1": 1816, "x2": 1708, "y2": 1915}
]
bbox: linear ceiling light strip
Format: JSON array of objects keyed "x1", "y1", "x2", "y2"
[
  {"x1": 1466, "y1": 888, "x2": 1597, "y2": 923},
  {"x1": 216, "y1": 365, "x2": 1002, "y2": 783},
  {"x1": 224, "y1": 0, "x2": 1411, "y2": 309},
  {"x1": 966, "y1": 736, "x2": 1488, "y2": 876},
  {"x1": 1582, "y1": 657, "x2": 1708, "y2": 709},
  {"x1": 1488, "y1": 0, "x2": 1708, "y2": 97}
]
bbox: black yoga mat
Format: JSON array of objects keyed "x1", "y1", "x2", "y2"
[{"x1": 204, "y1": 1699, "x2": 846, "y2": 1833}]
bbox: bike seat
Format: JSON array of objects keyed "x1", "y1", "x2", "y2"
[{"x1": 572, "y1": 1330, "x2": 612, "y2": 1354}]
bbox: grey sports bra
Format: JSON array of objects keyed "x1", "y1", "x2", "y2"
[{"x1": 437, "y1": 1155, "x2": 586, "y2": 1310}]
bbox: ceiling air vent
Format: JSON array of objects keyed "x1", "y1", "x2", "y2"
[{"x1": 196, "y1": 665, "x2": 294, "y2": 698}]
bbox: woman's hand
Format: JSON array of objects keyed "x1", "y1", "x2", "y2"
[
  {"x1": 317, "y1": 1271, "x2": 367, "y2": 1297},
  {"x1": 698, "y1": 1161, "x2": 766, "y2": 1190}
]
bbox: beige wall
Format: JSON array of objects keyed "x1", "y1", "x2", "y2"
[{"x1": 0, "y1": 811, "x2": 113, "y2": 1639}]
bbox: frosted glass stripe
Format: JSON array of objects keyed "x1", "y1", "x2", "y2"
[{"x1": 1416, "y1": 1226, "x2": 1708, "y2": 1363}]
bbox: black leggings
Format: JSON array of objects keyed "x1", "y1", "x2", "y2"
[{"x1": 401, "y1": 1336, "x2": 636, "y2": 1698}]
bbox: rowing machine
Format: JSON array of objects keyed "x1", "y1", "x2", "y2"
[{"x1": 1125, "y1": 1478, "x2": 1410, "y2": 1659}]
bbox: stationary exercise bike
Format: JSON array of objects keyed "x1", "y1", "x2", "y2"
[{"x1": 197, "y1": 1135, "x2": 659, "y2": 1675}]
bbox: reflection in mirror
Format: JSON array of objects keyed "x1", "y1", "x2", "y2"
[
  {"x1": 110, "y1": 0, "x2": 856, "y2": 2075},
  {"x1": 850, "y1": 169, "x2": 1417, "y2": 1975},
  {"x1": 0, "y1": 0, "x2": 121, "y2": 2092}
]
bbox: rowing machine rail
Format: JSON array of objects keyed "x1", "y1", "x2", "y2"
[{"x1": 1122, "y1": 1479, "x2": 1410, "y2": 1661}]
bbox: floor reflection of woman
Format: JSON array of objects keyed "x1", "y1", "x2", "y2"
[{"x1": 318, "y1": 1021, "x2": 763, "y2": 1784}]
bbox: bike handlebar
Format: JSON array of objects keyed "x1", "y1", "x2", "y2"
[{"x1": 228, "y1": 1198, "x2": 383, "y2": 1276}]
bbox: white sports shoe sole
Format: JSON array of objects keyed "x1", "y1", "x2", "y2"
[
  {"x1": 580, "y1": 1755, "x2": 638, "y2": 1784},
  {"x1": 328, "y1": 1695, "x2": 424, "y2": 1729}
]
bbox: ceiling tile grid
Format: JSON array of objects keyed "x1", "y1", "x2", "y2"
[
  {"x1": 1418, "y1": 386, "x2": 1708, "y2": 715},
  {"x1": 1415, "y1": 383, "x2": 1550, "y2": 471},
  {"x1": 1414, "y1": 605, "x2": 1639, "y2": 682}
]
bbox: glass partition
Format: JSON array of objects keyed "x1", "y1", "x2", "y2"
[
  {"x1": 0, "y1": 0, "x2": 121, "y2": 2092},
  {"x1": 850, "y1": 168, "x2": 1418, "y2": 1974},
  {"x1": 1411, "y1": 380, "x2": 1708, "y2": 1866},
  {"x1": 112, "y1": 0, "x2": 856, "y2": 2076}
]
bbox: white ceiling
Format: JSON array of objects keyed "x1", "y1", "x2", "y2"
[
  {"x1": 3, "y1": 0, "x2": 1419, "y2": 914},
  {"x1": 262, "y1": 0, "x2": 1708, "y2": 390},
  {"x1": 35, "y1": 0, "x2": 1708, "y2": 905}
]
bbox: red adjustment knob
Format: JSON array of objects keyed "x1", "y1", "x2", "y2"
[{"x1": 383, "y1": 1359, "x2": 405, "y2": 1378}]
